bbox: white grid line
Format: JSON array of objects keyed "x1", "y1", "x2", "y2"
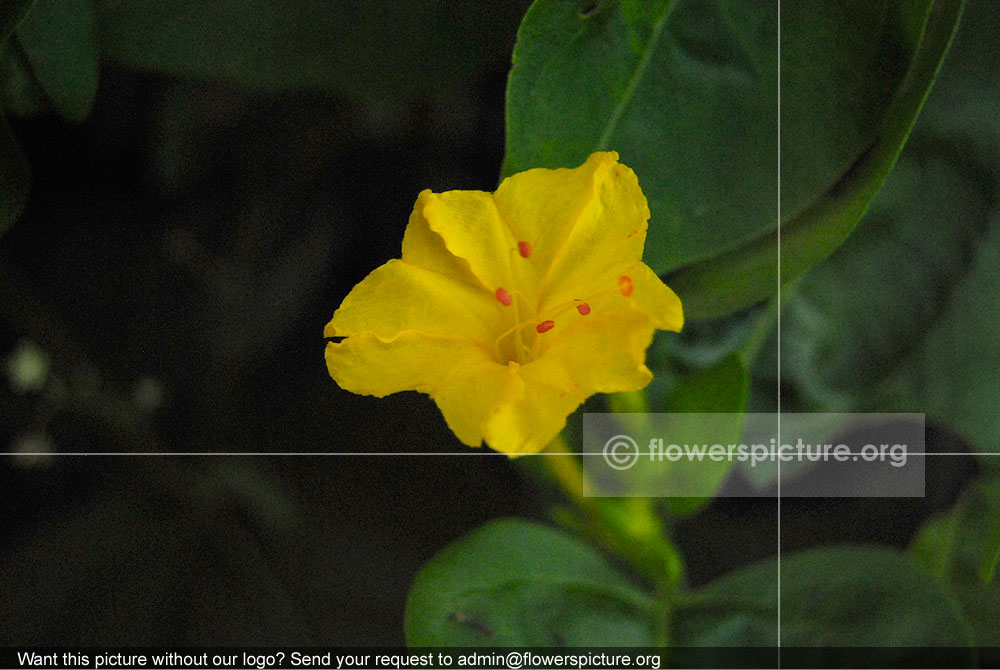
[{"x1": 776, "y1": 0, "x2": 783, "y2": 655}]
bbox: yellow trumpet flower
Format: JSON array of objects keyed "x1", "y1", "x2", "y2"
[{"x1": 324, "y1": 152, "x2": 683, "y2": 455}]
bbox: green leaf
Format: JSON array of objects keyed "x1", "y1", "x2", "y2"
[
  {"x1": 94, "y1": 1, "x2": 528, "y2": 100},
  {"x1": 664, "y1": 352, "x2": 747, "y2": 414},
  {"x1": 0, "y1": 113, "x2": 29, "y2": 233},
  {"x1": 504, "y1": 0, "x2": 777, "y2": 273},
  {"x1": 405, "y1": 518, "x2": 656, "y2": 646},
  {"x1": 667, "y1": 0, "x2": 965, "y2": 318},
  {"x1": 674, "y1": 546, "x2": 974, "y2": 655},
  {"x1": 14, "y1": 0, "x2": 98, "y2": 122},
  {"x1": 504, "y1": 0, "x2": 962, "y2": 319},
  {"x1": 761, "y1": 141, "x2": 992, "y2": 405},
  {"x1": 587, "y1": 354, "x2": 746, "y2": 508},
  {"x1": 659, "y1": 353, "x2": 747, "y2": 517},
  {"x1": 911, "y1": 476, "x2": 1000, "y2": 646},
  {"x1": 910, "y1": 514, "x2": 956, "y2": 579}
]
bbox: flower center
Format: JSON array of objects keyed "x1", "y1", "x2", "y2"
[{"x1": 491, "y1": 239, "x2": 633, "y2": 364}]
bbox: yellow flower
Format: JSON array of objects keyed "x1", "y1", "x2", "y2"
[{"x1": 324, "y1": 151, "x2": 683, "y2": 455}]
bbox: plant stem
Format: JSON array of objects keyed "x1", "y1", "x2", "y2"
[{"x1": 539, "y1": 435, "x2": 685, "y2": 613}]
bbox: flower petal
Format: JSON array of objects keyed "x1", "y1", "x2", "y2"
[
  {"x1": 508, "y1": 261, "x2": 681, "y2": 351},
  {"x1": 492, "y1": 151, "x2": 627, "y2": 294},
  {"x1": 505, "y1": 152, "x2": 649, "y2": 312},
  {"x1": 430, "y1": 362, "x2": 519, "y2": 448},
  {"x1": 324, "y1": 259, "x2": 502, "y2": 345},
  {"x1": 401, "y1": 189, "x2": 483, "y2": 287},
  {"x1": 557, "y1": 261, "x2": 683, "y2": 333},
  {"x1": 625, "y1": 262, "x2": 684, "y2": 331},
  {"x1": 327, "y1": 331, "x2": 571, "y2": 454},
  {"x1": 432, "y1": 362, "x2": 581, "y2": 455},
  {"x1": 445, "y1": 308, "x2": 663, "y2": 455},
  {"x1": 325, "y1": 331, "x2": 493, "y2": 398},
  {"x1": 482, "y1": 371, "x2": 582, "y2": 455},
  {"x1": 526, "y1": 309, "x2": 657, "y2": 398},
  {"x1": 419, "y1": 189, "x2": 519, "y2": 295}
]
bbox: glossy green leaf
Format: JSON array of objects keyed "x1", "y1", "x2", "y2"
[
  {"x1": 405, "y1": 518, "x2": 656, "y2": 646},
  {"x1": 504, "y1": 0, "x2": 777, "y2": 273},
  {"x1": 95, "y1": 0, "x2": 528, "y2": 100},
  {"x1": 14, "y1": 0, "x2": 98, "y2": 122},
  {"x1": 911, "y1": 476, "x2": 1000, "y2": 646},
  {"x1": 505, "y1": 0, "x2": 961, "y2": 319},
  {"x1": 0, "y1": 113, "x2": 29, "y2": 233},
  {"x1": 667, "y1": 0, "x2": 965, "y2": 318},
  {"x1": 674, "y1": 546, "x2": 974, "y2": 655}
]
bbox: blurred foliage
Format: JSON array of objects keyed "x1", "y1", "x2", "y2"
[
  {"x1": 674, "y1": 546, "x2": 974, "y2": 653},
  {"x1": 0, "y1": 114, "x2": 28, "y2": 230},
  {"x1": 94, "y1": 1, "x2": 528, "y2": 101},
  {"x1": 0, "y1": 462, "x2": 311, "y2": 645},
  {"x1": 0, "y1": 0, "x2": 528, "y2": 233},
  {"x1": 756, "y1": 0, "x2": 1000, "y2": 459},
  {"x1": 15, "y1": 0, "x2": 97, "y2": 121},
  {"x1": 0, "y1": 0, "x2": 97, "y2": 231},
  {"x1": 0, "y1": 0, "x2": 533, "y2": 647},
  {"x1": 912, "y1": 476, "x2": 1000, "y2": 651},
  {"x1": 0, "y1": 1, "x2": 32, "y2": 37}
]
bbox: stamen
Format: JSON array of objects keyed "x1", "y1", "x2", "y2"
[
  {"x1": 619, "y1": 275, "x2": 633, "y2": 297},
  {"x1": 518, "y1": 241, "x2": 533, "y2": 258},
  {"x1": 494, "y1": 276, "x2": 625, "y2": 363}
]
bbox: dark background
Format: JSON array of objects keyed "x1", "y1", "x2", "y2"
[{"x1": 0, "y1": 1, "x2": 978, "y2": 646}]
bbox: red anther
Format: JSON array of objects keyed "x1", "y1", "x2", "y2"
[
  {"x1": 495, "y1": 287, "x2": 512, "y2": 306},
  {"x1": 518, "y1": 241, "x2": 533, "y2": 258},
  {"x1": 536, "y1": 320, "x2": 555, "y2": 334},
  {"x1": 576, "y1": 302, "x2": 591, "y2": 315},
  {"x1": 619, "y1": 275, "x2": 634, "y2": 297}
]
